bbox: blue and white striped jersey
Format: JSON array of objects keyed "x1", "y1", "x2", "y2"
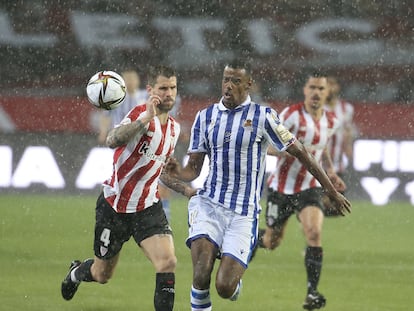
[{"x1": 188, "y1": 95, "x2": 295, "y2": 217}]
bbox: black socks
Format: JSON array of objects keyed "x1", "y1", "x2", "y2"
[
  {"x1": 154, "y1": 272, "x2": 175, "y2": 311},
  {"x1": 305, "y1": 246, "x2": 323, "y2": 293},
  {"x1": 74, "y1": 258, "x2": 94, "y2": 282}
]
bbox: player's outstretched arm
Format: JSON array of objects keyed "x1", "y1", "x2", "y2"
[
  {"x1": 160, "y1": 171, "x2": 197, "y2": 199},
  {"x1": 322, "y1": 147, "x2": 347, "y2": 192},
  {"x1": 164, "y1": 153, "x2": 206, "y2": 182},
  {"x1": 286, "y1": 140, "x2": 351, "y2": 215}
]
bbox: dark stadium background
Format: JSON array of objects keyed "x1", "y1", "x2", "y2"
[
  {"x1": 1, "y1": 3, "x2": 413, "y2": 311},
  {"x1": 0, "y1": 1, "x2": 412, "y2": 205}
]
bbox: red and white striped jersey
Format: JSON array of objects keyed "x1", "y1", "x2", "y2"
[
  {"x1": 325, "y1": 99, "x2": 354, "y2": 173},
  {"x1": 103, "y1": 104, "x2": 180, "y2": 213},
  {"x1": 267, "y1": 102, "x2": 339, "y2": 194}
]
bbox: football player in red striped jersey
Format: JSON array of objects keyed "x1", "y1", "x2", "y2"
[
  {"x1": 61, "y1": 65, "x2": 193, "y2": 311},
  {"x1": 257, "y1": 71, "x2": 350, "y2": 310}
]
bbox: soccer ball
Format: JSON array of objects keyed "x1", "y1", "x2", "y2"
[{"x1": 86, "y1": 71, "x2": 126, "y2": 110}]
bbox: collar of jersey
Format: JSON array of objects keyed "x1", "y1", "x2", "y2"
[{"x1": 218, "y1": 95, "x2": 251, "y2": 111}]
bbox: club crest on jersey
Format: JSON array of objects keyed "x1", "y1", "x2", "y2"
[{"x1": 243, "y1": 119, "x2": 253, "y2": 128}]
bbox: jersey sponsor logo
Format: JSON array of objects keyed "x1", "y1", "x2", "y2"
[{"x1": 138, "y1": 141, "x2": 167, "y2": 163}]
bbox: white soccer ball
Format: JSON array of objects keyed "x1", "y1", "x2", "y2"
[{"x1": 86, "y1": 71, "x2": 126, "y2": 110}]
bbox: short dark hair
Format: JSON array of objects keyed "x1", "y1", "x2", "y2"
[
  {"x1": 307, "y1": 70, "x2": 328, "y2": 79},
  {"x1": 224, "y1": 59, "x2": 252, "y2": 77},
  {"x1": 147, "y1": 65, "x2": 176, "y2": 85}
]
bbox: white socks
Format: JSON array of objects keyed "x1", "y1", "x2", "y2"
[{"x1": 191, "y1": 286, "x2": 212, "y2": 311}]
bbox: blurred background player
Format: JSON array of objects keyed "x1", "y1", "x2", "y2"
[
  {"x1": 256, "y1": 72, "x2": 348, "y2": 310},
  {"x1": 323, "y1": 76, "x2": 356, "y2": 216},
  {"x1": 97, "y1": 68, "x2": 174, "y2": 220}
]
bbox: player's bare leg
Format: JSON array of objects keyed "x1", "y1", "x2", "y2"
[
  {"x1": 90, "y1": 255, "x2": 119, "y2": 283},
  {"x1": 262, "y1": 224, "x2": 287, "y2": 250},
  {"x1": 141, "y1": 234, "x2": 177, "y2": 311},
  {"x1": 61, "y1": 254, "x2": 119, "y2": 301},
  {"x1": 249, "y1": 222, "x2": 287, "y2": 262},
  {"x1": 190, "y1": 238, "x2": 217, "y2": 311},
  {"x1": 216, "y1": 255, "x2": 245, "y2": 300}
]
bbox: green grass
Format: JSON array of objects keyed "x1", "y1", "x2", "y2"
[{"x1": 1, "y1": 194, "x2": 413, "y2": 310}]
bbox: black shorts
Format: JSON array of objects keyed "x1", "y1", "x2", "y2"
[
  {"x1": 94, "y1": 193, "x2": 172, "y2": 260},
  {"x1": 265, "y1": 188, "x2": 324, "y2": 228}
]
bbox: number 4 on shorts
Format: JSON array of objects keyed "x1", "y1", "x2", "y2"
[{"x1": 100, "y1": 228, "x2": 111, "y2": 247}]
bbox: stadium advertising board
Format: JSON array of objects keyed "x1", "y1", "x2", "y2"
[
  {"x1": 0, "y1": 97, "x2": 412, "y2": 205},
  {"x1": 0, "y1": 134, "x2": 413, "y2": 205}
]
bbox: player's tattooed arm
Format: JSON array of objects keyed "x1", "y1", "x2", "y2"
[
  {"x1": 106, "y1": 96, "x2": 161, "y2": 148},
  {"x1": 106, "y1": 111, "x2": 154, "y2": 148},
  {"x1": 106, "y1": 119, "x2": 147, "y2": 148},
  {"x1": 160, "y1": 171, "x2": 197, "y2": 199}
]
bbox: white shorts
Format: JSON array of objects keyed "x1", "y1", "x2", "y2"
[{"x1": 186, "y1": 195, "x2": 259, "y2": 268}]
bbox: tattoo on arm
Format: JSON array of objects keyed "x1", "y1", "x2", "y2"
[
  {"x1": 106, "y1": 119, "x2": 147, "y2": 148},
  {"x1": 160, "y1": 171, "x2": 192, "y2": 197}
]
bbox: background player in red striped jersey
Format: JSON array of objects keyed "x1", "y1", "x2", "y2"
[
  {"x1": 61, "y1": 65, "x2": 194, "y2": 311},
  {"x1": 323, "y1": 76, "x2": 356, "y2": 216},
  {"x1": 256, "y1": 72, "x2": 348, "y2": 310},
  {"x1": 163, "y1": 62, "x2": 350, "y2": 311}
]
